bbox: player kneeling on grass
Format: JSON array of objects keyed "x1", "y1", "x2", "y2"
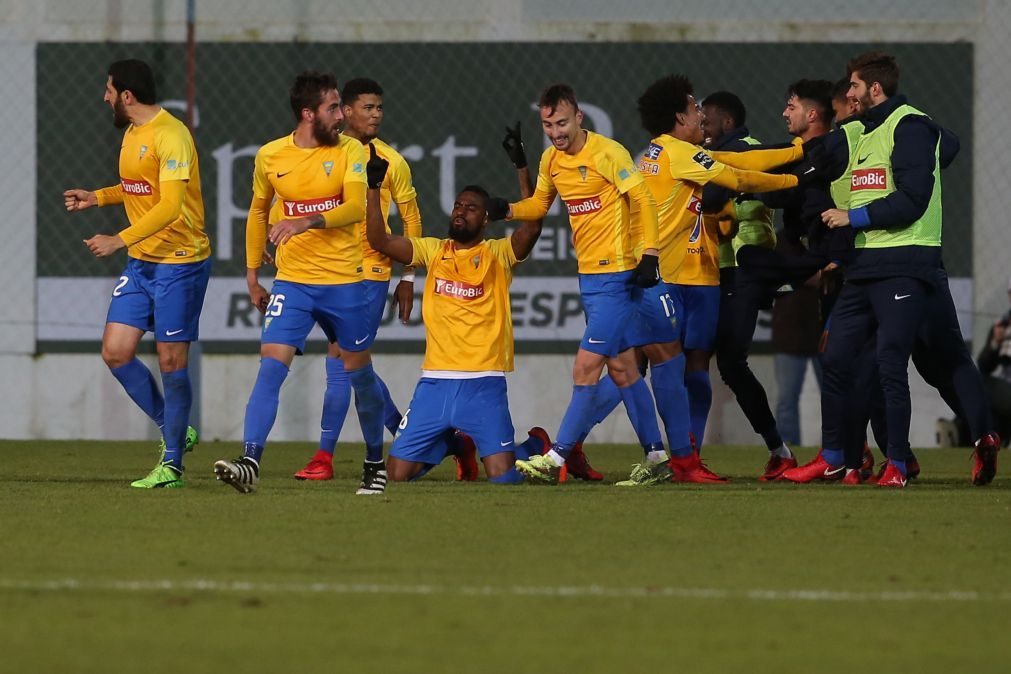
[{"x1": 364, "y1": 145, "x2": 547, "y2": 483}]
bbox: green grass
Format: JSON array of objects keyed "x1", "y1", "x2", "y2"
[{"x1": 1, "y1": 440, "x2": 1009, "y2": 673}]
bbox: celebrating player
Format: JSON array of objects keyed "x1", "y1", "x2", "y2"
[
  {"x1": 364, "y1": 144, "x2": 549, "y2": 482},
  {"x1": 489, "y1": 83, "x2": 670, "y2": 484},
  {"x1": 64, "y1": 59, "x2": 208, "y2": 488},
  {"x1": 632, "y1": 75, "x2": 819, "y2": 479},
  {"x1": 214, "y1": 71, "x2": 387, "y2": 495},
  {"x1": 290, "y1": 77, "x2": 421, "y2": 483}
]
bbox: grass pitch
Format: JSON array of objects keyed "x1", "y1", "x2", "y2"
[{"x1": 1, "y1": 440, "x2": 1008, "y2": 673}]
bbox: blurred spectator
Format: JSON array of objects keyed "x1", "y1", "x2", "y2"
[{"x1": 976, "y1": 278, "x2": 1011, "y2": 445}]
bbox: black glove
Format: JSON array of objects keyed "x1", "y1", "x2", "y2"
[
  {"x1": 486, "y1": 197, "x2": 510, "y2": 221},
  {"x1": 631, "y1": 253, "x2": 660, "y2": 288},
  {"x1": 502, "y1": 121, "x2": 528, "y2": 169},
  {"x1": 366, "y1": 143, "x2": 388, "y2": 189}
]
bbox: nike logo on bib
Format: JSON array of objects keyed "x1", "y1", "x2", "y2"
[
  {"x1": 856, "y1": 155, "x2": 871, "y2": 165},
  {"x1": 894, "y1": 294, "x2": 911, "y2": 301}
]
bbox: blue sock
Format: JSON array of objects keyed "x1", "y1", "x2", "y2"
[
  {"x1": 591, "y1": 375, "x2": 624, "y2": 425},
  {"x1": 515, "y1": 434, "x2": 541, "y2": 461},
  {"x1": 650, "y1": 355, "x2": 693, "y2": 458},
  {"x1": 618, "y1": 377, "x2": 664, "y2": 449},
  {"x1": 319, "y1": 357, "x2": 351, "y2": 455},
  {"x1": 555, "y1": 384, "x2": 599, "y2": 458},
  {"x1": 822, "y1": 448, "x2": 844, "y2": 467},
  {"x1": 490, "y1": 468, "x2": 525, "y2": 484},
  {"x1": 376, "y1": 373, "x2": 403, "y2": 435},
  {"x1": 109, "y1": 358, "x2": 164, "y2": 428},
  {"x1": 889, "y1": 458, "x2": 907, "y2": 476},
  {"x1": 243, "y1": 442, "x2": 264, "y2": 464},
  {"x1": 243, "y1": 357, "x2": 290, "y2": 460},
  {"x1": 160, "y1": 368, "x2": 192, "y2": 470},
  {"x1": 684, "y1": 369, "x2": 713, "y2": 446},
  {"x1": 349, "y1": 363, "x2": 385, "y2": 463}
]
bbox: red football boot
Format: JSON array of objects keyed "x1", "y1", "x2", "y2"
[
  {"x1": 529, "y1": 427, "x2": 567, "y2": 482},
  {"x1": 294, "y1": 450, "x2": 335, "y2": 481},
  {"x1": 841, "y1": 468, "x2": 864, "y2": 485},
  {"x1": 860, "y1": 444, "x2": 875, "y2": 479},
  {"x1": 669, "y1": 451, "x2": 728, "y2": 483},
  {"x1": 567, "y1": 442, "x2": 603, "y2": 481},
  {"x1": 760, "y1": 452, "x2": 797, "y2": 482},
  {"x1": 876, "y1": 461, "x2": 908, "y2": 488},
  {"x1": 452, "y1": 431, "x2": 479, "y2": 482},
  {"x1": 971, "y1": 432, "x2": 1001, "y2": 486},
  {"x1": 781, "y1": 451, "x2": 845, "y2": 483}
]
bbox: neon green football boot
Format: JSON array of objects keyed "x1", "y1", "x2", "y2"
[
  {"x1": 131, "y1": 462, "x2": 185, "y2": 489},
  {"x1": 515, "y1": 453, "x2": 562, "y2": 484},
  {"x1": 615, "y1": 460, "x2": 672, "y2": 487},
  {"x1": 158, "y1": 425, "x2": 199, "y2": 458}
]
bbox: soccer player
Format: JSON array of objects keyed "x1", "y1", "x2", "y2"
[
  {"x1": 488, "y1": 83, "x2": 670, "y2": 484},
  {"x1": 290, "y1": 77, "x2": 421, "y2": 482},
  {"x1": 632, "y1": 75, "x2": 820, "y2": 477},
  {"x1": 63, "y1": 59, "x2": 208, "y2": 489},
  {"x1": 816, "y1": 51, "x2": 997, "y2": 487},
  {"x1": 363, "y1": 145, "x2": 548, "y2": 482},
  {"x1": 213, "y1": 71, "x2": 387, "y2": 495}
]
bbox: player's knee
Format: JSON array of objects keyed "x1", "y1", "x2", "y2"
[
  {"x1": 101, "y1": 345, "x2": 133, "y2": 369},
  {"x1": 386, "y1": 458, "x2": 417, "y2": 482}
]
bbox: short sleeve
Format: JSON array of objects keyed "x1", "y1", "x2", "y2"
[
  {"x1": 409, "y1": 237, "x2": 443, "y2": 267},
  {"x1": 488, "y1": 237, "x2": 519, "y2": 268}
]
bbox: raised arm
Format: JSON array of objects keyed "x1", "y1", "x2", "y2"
[
  {"x1": 501, "y1": 122, "x2": 544, "y2": 260},
  {"x1": 364, "y1": 144, "x2": 414, "y2": 265}
]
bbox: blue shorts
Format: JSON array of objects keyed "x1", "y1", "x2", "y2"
[
  {"x1": 106, "y1": 257, "x2": 211, "y2": 342},
  {"x1": 578, "y1": 271, "x2": 639, "y2": 356},
  {"x1": 262, "y1": 280, "x2": 375, "y2": 353},
  {"x1": 624, "y1": 282, "x2": 680, "y2": 347},
  {"x1": 390, "y1": 377, "x2": 516, "y2": 464},
  {"x1": 362, "y1": 279, "x2": 390, "y2": 339},
  {"x1": 672, "y1": 284, "x2": 720, "y2": 352}
]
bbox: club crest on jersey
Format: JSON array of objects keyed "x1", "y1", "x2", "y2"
[
  {"x1": 645, "y1": 142, "x2": 663, "y2": 160},
  {"x1": 692, "y1": 151, "x2": 716, "y2": 170},
  {"x1": 323, "y1": 160, "x2": 334, "y2": 176},
  {"x1": 472, "y1": 254, "x2": 481, "y2": 268},
  {"x1": 578, "y1": 166, "x2": 588, "y2": 182},
  {"x1": 138, "y1": 145, "x2": 148, "y2": 159}
]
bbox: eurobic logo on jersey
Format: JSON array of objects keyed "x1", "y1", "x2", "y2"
[
  {"x1": 434, "y1": 278, "x2": 485, "y2": 300},
  {"x1": 851, "y1": 168, "x2": 888, "y2": 191},
  {"x1": 282, "y1": 194, "x2": 343, "y2": 217},
  {"x1": 564, "y1": 196, "x2": 602, "y2": 216},
  {"x1": 120, "y1": 177, "x2": 153, "y2": 195}
]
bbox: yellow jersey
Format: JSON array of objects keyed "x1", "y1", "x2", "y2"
[
  {"x1": 638, "y1": 134, "x2": 726, "y2": 286},
  {"x1": 250, "y1": 133, "x2": 367, "y2": 284},
  {"x1": 410, "y1": 237, "x2": 518, "y2": 373},
  {"x1": 267, "y1": 137, "x2": 421, "y2": 282},
  {"x1": 518, "y1": 131, "x2": 646, "y2": 274},
  {"x1": 99, "y1": 108, "x2": 209, "y2": 263}
]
